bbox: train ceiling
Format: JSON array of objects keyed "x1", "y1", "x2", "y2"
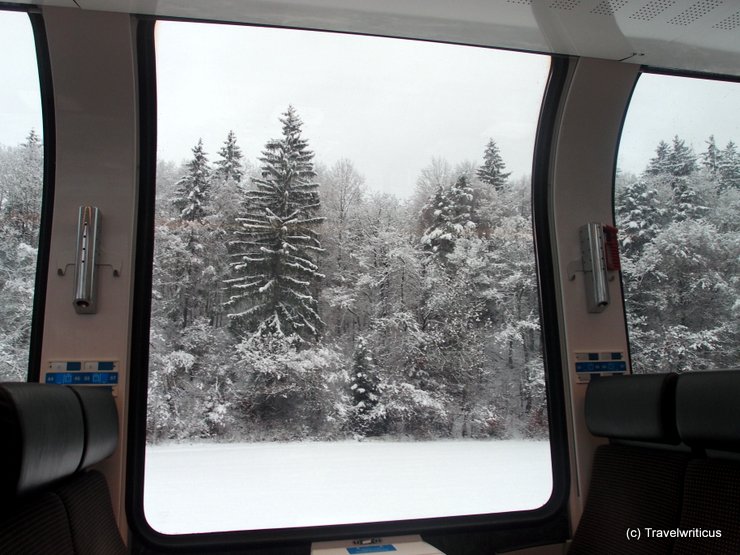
[{"x1": 21, "y1": 0, "x2": 740, "y2": 76}]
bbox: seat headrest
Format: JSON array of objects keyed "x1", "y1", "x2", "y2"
[
  {"x1": 70, "y1": 386, "x2": 119, "y2": 469},
  {"x1": 0, "y1": 383, "x2": 118, "y2": 499},
  {"x1": 585, "y1": 373, "x2": 679, "y2": 444},
  {"x1": 676, "y1": 370, "x2": 740, "y2": 451}
]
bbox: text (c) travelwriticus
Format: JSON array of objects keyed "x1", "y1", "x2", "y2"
[{"x1": 625, "y1": 528, "x2": 722, "y2": 540}]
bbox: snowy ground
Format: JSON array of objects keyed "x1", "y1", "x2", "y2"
[{"x1": 144, "y1": 440, "x2": 552, "y2": 534}]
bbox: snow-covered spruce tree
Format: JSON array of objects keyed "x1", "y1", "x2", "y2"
[
  {"x1": 718, "y1": 141, "x2": 740, "y2": 191},
  {"x1": 646, "y1": 140, "x2": 671, "y2": 176},
  {"x1": 420, "y1": 174, "x2": 477, "y2": 260},
  {"x1": 642, "y1": 136, "x2": 705, "y2": 222},
  {"x1": 214, "y1": 130, "x2": 244, "y2": 184},
  {"x1": 477, "y1": 138, "x2": 511, "y2": 191},
  {"x1": 702, "y1": 135, "x2": 721, "y2": 178},
  {"x1": 646, "y1": 136, "x2": 698, "y2": 180},
  {"x1": 666, "y1": 135, "x2": 697, "y2": 178},
  {"x1": 173, "y1": 139, "x2": 211, "y2": 222},
  {"x1": 349, "y1": 336, "x2": 382, "y2": 436},
  {"x1": 672, "y1": 177, "x2": 707, "y2": 221},
  {"x1": 615, "y1": 178, "x2": 664, "y2": 256},
  {"x1": 168, "y1": 140, "x2": 219, "y2": 329},
  {"x1": 226, "y1": 106, "x2": 325, "y2": 343}
]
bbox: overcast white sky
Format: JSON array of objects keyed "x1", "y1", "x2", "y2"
[
  {"x1": 1, "y1": 13, "x2": 739, "y2": 197},
  {"x1": 0, "y1": 12, "x2": 43, "y2": 145},
  {"x1": 155, "y1": 21, "x2": 549, "y2": 198},
  {"x1": 619, "y1": 73, "x2": 740, "y2": 176}
]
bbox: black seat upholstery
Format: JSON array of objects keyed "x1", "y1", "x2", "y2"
[
  {"x1": 0, "y1": 382, "x2": 126, "y2": 555},
  {"x1": 569, "y1": 373, "x2": 690, "y2": 555},
  {"x1": 673, "y1": 370, "x2": 740, "y2": 555},
  {"x1": 0, "y1": 383, "x2": 85, "y2": 499}
]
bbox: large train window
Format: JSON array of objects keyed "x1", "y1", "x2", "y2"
[
  {"x1": 616, "y1": 73, "x2": 740, "y2": 374},
  {"x1": 0, "y1": 10, "x2": 45, "y2": 382},
  {"x1": 144, "y1": 20, "x2": 553, "y2": 534}
]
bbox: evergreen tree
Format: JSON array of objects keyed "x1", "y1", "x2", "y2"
[
  {"x1": 477, "y1": 139, "x2": 511, "y2": 190},
  {"x1": 169, "y1": 140, "x2": 218, "y2": 328},
  {"x1": 646, "y1": 140, "x2": 671, "y2": 176},
  {"x1": 226, "y1": 106, "x2": 325, "y2": 342},
  {"x1": 418, "y1": 186, "x2": 445, "y2": 241},
  {"x1": 173, "y1": 139, "x2": 211, "y2": 221},
  {"x1": 666, "y1": 135, "x2": 697, "y2": 177},
  {"x1": 672, "y1": 178, "x2": 706, "y2": 221},
  {"x1": 420, "y1": 175, "x2": 476, "y2": 259},
  {"x1": 214, "y1": 130, "x2": 244, "y2": 184},
  {"x1": 718, "y1": 141, "x2": 740, "y2": 191},
  {"x1": 615, "y1": 178, "x2": 663, "y2": 255},
  {"x1": 349, "y1": 336, "x2": 381, "y2": 436},
  {"x1": 702, "y1": 135, "x2": 721, "y2": 178}
]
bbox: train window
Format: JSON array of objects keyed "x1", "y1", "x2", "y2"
[
  {"x1": 0, "y1": 10, "x2": 45, "y2": 382},
  {"x1": 616, "y1": 73, "x2": 740, "y2": 375},
  {"x1": 144, "y1": 20, "x2": 552, "y2": 534}
]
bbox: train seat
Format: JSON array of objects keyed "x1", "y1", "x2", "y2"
[
  {"x1": 0, "y1": 382, "x2": 126, "y2": 554},
  {"x1": 569, "y1": 373, "x2": 690, "y2": 554},
  {"x1": 673, "y1": 370, "x2": 740, "y2": 555}
]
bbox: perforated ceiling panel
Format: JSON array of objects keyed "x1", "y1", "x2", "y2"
[
  {"x1": 668, "y1": 0, "x2": 722, "y2": 25},
  {"x1": 592, "y1": 0, "x2": 630, "y2": 16},
  {"x1": 713, "y1": 10, "x2": 740, "y2": 30},
  {"x1": 549, "y1": 0, "x2": 582, "y2": 10},
  {"x1": 630, "y1": 0, "x2": 677, "y2": 21}
]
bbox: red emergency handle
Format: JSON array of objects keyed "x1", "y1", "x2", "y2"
[{"x1": 602, "y1": 224, "x2": 621, "y2": 271}]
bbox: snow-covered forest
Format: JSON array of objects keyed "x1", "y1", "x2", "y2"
[
  {"x1": 145, "y1": 107, "x2": 739, "y2": 443},
  {"x1": 0, "y1": 131, "x2": 42, "y2": 382},
  {"x1": 617, "y1": 135, "x2": 740, "y2": 374},
  {"x1": 148, "y1": 107, "x2": 547, "y2": 442},
  {"x1": 0, "y1": 117, "x2": 737, "y2": 444}
]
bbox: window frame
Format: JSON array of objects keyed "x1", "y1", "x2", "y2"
[
  {"x1": 613, "y1": 66, "x2": 740, "y2": 376},
  {"x1": 127, "y1": 17, "x2": 571, "y2": 552}
]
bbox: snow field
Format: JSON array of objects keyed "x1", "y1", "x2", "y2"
[{"x1": 144, "y1": 439, "x2": 552, "y2": 534}]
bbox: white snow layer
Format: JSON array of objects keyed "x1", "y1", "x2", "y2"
[{"x1": 144, "y1": 439, "x2": 552, "y2": 534}]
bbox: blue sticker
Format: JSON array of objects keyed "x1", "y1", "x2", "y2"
[
  {"x1": 347, "y1": 546, "x2": 397, "y2": 554},
  {"x1": 46, "y1": 372, "x2": 118, "y2": 385},
  {"x1": 575, "y1": 361, "x2": 626, "y2": 374}
]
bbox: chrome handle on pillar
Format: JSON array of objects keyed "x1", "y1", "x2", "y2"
[
  {"x1": 580, "y1": 222, "x2": 610, "y2": 313},
  {"x1": 73, "y1": 206, "x2": 101, "y2": 314}
]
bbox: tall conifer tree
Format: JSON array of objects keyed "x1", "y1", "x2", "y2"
[
  {"x1": 702, "y1": 135, "x2": 721, "y2": 178},
  {"x1": 646, "y1": 140, "x2": 671, "y2": 176},
  {"x1": 718, "y1": 141, "x2": 740, "y2": 191},
  {"x1": 477, "y1": 139, "x2": 511, "y2": 190},
  {"x1": 226, "y1": 106, "x2": 325, "y2": 342},
  {"x1": 214, "y1": 130, "x2": 244, "y2": 184},
  {"x1": 421, "y1": 175, "x2": 477, "y2": 260},
  {"x1": 667, "y1": 135, "x2": 697, "y2": 177},
  {"x1": 173, "y1": 139, "x2": 211, "y2": 221},
  {"x1": 350, "y1": 336, "x2": 381, "y2": 436},
  {"x1": 615, "y1": 179, "x2": 663, "y2": 255}
]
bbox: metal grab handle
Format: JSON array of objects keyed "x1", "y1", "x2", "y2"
[
  {"x1": 580, "y1": 222, "x2": 610, "y2": 313},
  {"x1": 73, "y1": 206, "x2": 101, "y2": 314}
]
